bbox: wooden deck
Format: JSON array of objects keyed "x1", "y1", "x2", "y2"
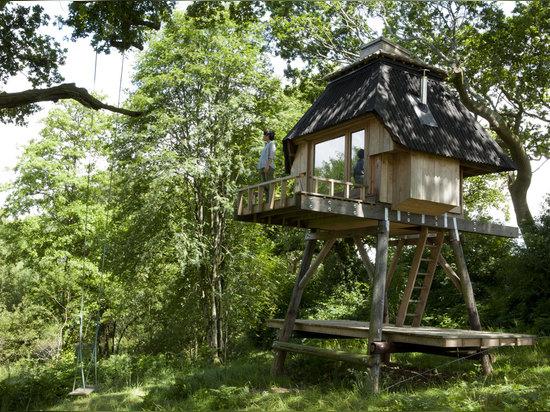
[
  {"x1": 235, "y1": 176, "x2": 519, "y2": 238},
  {"x1": 267, "y1": 319, "x2": 535, "y2": 349}
]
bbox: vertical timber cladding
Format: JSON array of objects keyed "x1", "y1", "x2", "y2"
[
  {"x1": 290, "y1": 143, "x2": 308, "y2": 192},
  {"x1": 366, "y1": 118, "x2": 461, "y2": 216},
  {"x1": 366, "y1": 118, "x2": 394, "y2": 203},
  {"x1": 392, "y1": 151, "x2": 460, "y2": 216}
]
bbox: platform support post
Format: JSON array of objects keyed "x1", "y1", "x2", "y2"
[
  {"x1": 450, "y1": 230, "x2": 493, "y2": 375},
  {"x1": 271, "y1": 232, "x2": 317, "y2": 377},
  {"x1": 369, "y1": 219, "x2": 389, "y2": 393}
]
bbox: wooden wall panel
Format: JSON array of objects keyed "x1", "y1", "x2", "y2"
[
  {"x1": 378, "y1": 153, "x2": 393, "y2": 203},
  {"x1": 393, "y1": 152, "x2": 460, "y2": 215},
  {"x1": 290, "y1": 143, "x2": 308, "y2": 175},
  {"x1": 368, "y1": 153, "x2": 394, "y2": 204},
  {"x1": 368, "y1": 119, "x2": 394, "y2": 155},
  {"x1": 392, "y1": 152, "x2": 411, "y2": 207}
]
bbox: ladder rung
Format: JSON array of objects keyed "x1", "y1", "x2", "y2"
[
  {"x1": 413, "y1": 286, "x2": 426, "y2": 290},
  {"x1": 417, "y1": 272, "x2": 430, "y2": 276},
  {"x1": 420, "y1": 258, "x2": 433, "y2": 262},
  {"x1": 425, "y1": 244, "x2": 438, "y2": 248},
  {"x1": 409, "y1": 300, "x2": 422, "y2": 303},
  {"x1": 406, "y1": 313, "x2": 417, "y2": 317}
]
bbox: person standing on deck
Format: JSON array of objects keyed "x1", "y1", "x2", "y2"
[
  {"x1": 258, "y1": 129, "x2": 276, "y2": 200},
  {"x1": 353, "y1": 148, "x2": 364, "y2": 184}
]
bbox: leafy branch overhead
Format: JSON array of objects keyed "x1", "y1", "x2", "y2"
[{"x1": 0, "y1": 1, "x2": 174, "y2": 124}]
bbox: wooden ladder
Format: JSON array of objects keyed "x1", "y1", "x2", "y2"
[{"x1": 395, "y1": 228, "x2": 445, "y2": 327}]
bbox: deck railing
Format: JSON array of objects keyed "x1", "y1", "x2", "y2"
[
  {"x1": 237, "y1": 174, "x2": 303, "y2": 215},
  {"x1": 308, "y1": 176, "x2": 368, "y2": 201},
  {"x1": 237, "y1": 174, "x2": 372, "y2": 215}
]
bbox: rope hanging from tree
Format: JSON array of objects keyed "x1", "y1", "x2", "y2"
[{"x1": 70, "y1": 50, "x2": 125, "y2": 397}]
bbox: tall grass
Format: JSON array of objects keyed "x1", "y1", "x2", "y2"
[{"x1": 4, "y1": 338, "x2": 550, "y2": 411}]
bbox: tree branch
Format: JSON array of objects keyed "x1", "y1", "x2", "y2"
[
  {"x1": 450, "y1": 67, "x2": 535, "y2": 231},
  {"x1": 133, "y1": 18, "x2": 161, "y2": 30},
  {"x1": 450, "y1": 69, "x2": 526, "y2": 161},
  {"x1": 0, "y1": 83, "x2": 143, "y2": 117}
]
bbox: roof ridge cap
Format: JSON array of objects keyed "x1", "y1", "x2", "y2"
[{"x1": 323, "y1": 50, "x2": 448, "y2": 82}]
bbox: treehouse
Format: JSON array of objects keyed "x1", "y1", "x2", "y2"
[{"x1": 235, "y1": 38, "x2": 534, "y2": 390}]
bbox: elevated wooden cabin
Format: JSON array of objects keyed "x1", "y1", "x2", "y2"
[
  {"x1": 235, "y1": 38, "x2": 533, "y2": 391},
  {"x1": 237, "y1": 37, "x2": 515, "y2": 234}
]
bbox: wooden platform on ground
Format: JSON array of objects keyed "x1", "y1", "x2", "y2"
[{"x1": 267, "y1": 319, "x2": 535, "y2": 349}]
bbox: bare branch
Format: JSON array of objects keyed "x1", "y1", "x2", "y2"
[
  {"x1": 0, "y1": 83, "x2": 143, "y2": 117},
  {"x1": 524, "y1": 111, "x2": 550, "y2": 124},
  {"x1": 533, "y1": 158, "x2": 549, "y2": 173}
]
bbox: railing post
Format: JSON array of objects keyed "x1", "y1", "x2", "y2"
[
  {"x1": 281, "y1": 178, "x2": 287, "y2": 207},
  {"x1": 247, "y1": 187, "x2": 254, "y2": 214},
  {"x1": 269, "y1": 182, "x2": 276, "y2": 209},
  {"x1": 237, "y1": 191, "x2": 244, "y2": 215}
]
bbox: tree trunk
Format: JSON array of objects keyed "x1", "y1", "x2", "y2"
[
  {"x1": 208, "y1": 274, "x2": 220, "y2": 363},
  {"x1": 450, "y1": 68, "x2": 536, "y2": 240}
]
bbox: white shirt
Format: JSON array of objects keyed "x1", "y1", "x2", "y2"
[{"x1": 257, "y1": 140, "x2": 275, "y2": 169}]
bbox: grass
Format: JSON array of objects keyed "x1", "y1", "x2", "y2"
[{"x1": 4, "y1": 338, "x2": 550, "y2": 411}]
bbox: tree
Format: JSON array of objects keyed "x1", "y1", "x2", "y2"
[
  {"x1": 263, "y1": 1, "x2": 549, "y2": 240},
  {"x1": 0, "y1": 1, "x2": 175, "y2": 124},
  {"x1": 109, "y1": 8, "x2": 305, "y2": 361},
  {"x1": 0, "y1": 100, "x2": 115, "y2": 361}
]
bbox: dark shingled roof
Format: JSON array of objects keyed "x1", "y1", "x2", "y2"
[{"x1": 283, "y1": 57, "x2": 516, "y2": 174}]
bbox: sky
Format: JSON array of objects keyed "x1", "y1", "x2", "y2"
[{"x1": 1, "y1": 1, "x2": 549, "y2": 224}]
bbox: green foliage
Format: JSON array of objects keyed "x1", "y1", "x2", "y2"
[
  {"x1": 483, "y1": 197, "x2": 550, "y2": 335},
  {"x1": 62, "y1": 1, "x2": 175, "y2": 53},
  {"x1": 0, "y1": 3, "x2": 65, "y2": 87},
  {"x1": 0, "y1": 1, "x2": 174, "y2": 124},
  {"x1": 265, "y1": 2, "x2": 371, "y2": 102},
  {"x1": 0, "y1": 101, "x2": 116, "y2": 363},
  {"x1": 0, "y1": 359, "x2": 74, "y2": 411},
  {"x1": 0, "y1": 2, "x2": 65, "y2": 124},
  {"x1": 462, "y1": 173, "x2": 510, "y2": 220},
  {"x1": 301, "y1": 239, "x2": 370, "y2": 321},
  {"x1": 104, "y1": 7, "x2": 304, "y2": 359}
]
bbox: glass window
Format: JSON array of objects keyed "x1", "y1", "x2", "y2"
[
  {"x1": 314, "y1": 136, "x2": 345, "y2": 181},
  {"x1": 351, "y1": 130, "x2": 365, "y2": 184}
]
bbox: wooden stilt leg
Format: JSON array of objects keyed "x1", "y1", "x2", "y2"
[
  {"x1": 450, "y1": 230, "x2": 493, "y2": 375},
  {"x1": 271, "y1": 234, "x2": 317, "y2": 377},
  {"x1": 369, "y1": 220, "x2": 389, "y2": 393}
]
